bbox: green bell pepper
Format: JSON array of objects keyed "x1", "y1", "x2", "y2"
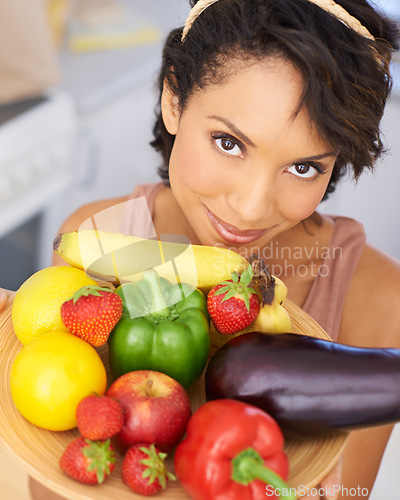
[{"x1": 108, "y1": 269, "x2": 210, "y2": 388}]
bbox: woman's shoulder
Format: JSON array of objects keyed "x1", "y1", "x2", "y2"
[
  {"x1": 56, "y1": 195, "x2": 130, "y2": 234},
  {"x1": 340, "y1": 242, "x2": 400, "y2": 348},
  {"x1": 52, "y1": 195, "x2": 129, "y2": 266}
]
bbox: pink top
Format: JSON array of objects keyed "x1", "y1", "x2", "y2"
[{"x1": 121, "y1": 182, "x2": 366, "y2": 341}]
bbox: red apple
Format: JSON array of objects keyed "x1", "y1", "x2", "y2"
[{"x1": 106, "y1": 370, "x2": 191, "y2": 453}]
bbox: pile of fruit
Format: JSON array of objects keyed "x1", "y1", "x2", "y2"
[
  {"x1": 10, "y1": 265, "x2": 197, "y2": 495},
  {"x1": 8, "y1": 231, "x2": 298, "y2": 498},
  {"x1": 9, "y1": 230, "x2": 400, "y2": 498}
]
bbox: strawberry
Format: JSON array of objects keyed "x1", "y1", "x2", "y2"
[
  {"x1": 122, "y1": 443, "x2": 176, "y2": 495},
  {"x1": 59, "y1": 437, "x2": 116, "y2": 485},
  {"x1": 207, "y1": 264, "x2": 260, "y2": 334},
  {"x1": 60, "y1": 285, "x2": 123, "y2": 347},
  {"x1": 76, "y1": 394, "x2": 124, "y2": 440}
]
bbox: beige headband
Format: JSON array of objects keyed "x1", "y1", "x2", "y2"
[{"x1": 181, "y1": 0, "x2": 375, "y2": 42}]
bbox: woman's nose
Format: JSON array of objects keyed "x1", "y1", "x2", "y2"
[{"x1": 226, "y1": 172, "x2": 276, "y2": 224}]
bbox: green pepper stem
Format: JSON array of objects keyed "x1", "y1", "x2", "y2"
[
  {"x1": 232, "y1": 448, "x2": 296, "y2": 500},
  {"x1": 143, "y1": 269, "x2": 170, "y2": 317}
]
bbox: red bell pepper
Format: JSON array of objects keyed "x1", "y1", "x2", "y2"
[{"x1": 174, "y1": 399, "x2": 295, "y2": 500}]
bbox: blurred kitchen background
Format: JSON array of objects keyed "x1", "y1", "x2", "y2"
[
  {"x1": 0, "y1": 0, "x2": 399, "y2": 498},
  {"x1": 0, "y1": 0, "x2": 399, "y2": 290},
  {"x1": 0, "y1": 0, "x2": 191, "y2": 291}
]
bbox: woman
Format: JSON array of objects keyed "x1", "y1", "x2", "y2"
[{"x1": 4, "y1": 0, "x2": 400, "y2": 498}]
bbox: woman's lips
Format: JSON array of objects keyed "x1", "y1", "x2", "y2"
[{"x1": 205, "y1": 207, "x2": 269, "y2": 244}]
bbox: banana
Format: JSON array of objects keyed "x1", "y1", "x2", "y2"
[
  {"x1": 243, "y1": 270, "x2": 292, "y2": 334},
  {"x1": 53, "y1": 230, "x2": 248, "y2": 292},
  {"x1": 230, "y1": 270, "x2": 292, "y2": 335},
  {"x1": 54, "y1": 230, "x2": 292, "y2": 334},
  {"x1": 241, "y1": 258, "x2": 292, "y2": 334},
  {"x1": 272, "y1": 275, "x2": 287, "y2": 305},
  {"x1": 241, "y1": 301, "x2": 292, "y2": 334}
]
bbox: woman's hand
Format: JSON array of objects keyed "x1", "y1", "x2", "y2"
[
  {"x1": 300, "y1": 458, "x2": 343, "y2": 499},
  {"x1": 0, "y1": 288, "x2": 11, "y2": 313}
]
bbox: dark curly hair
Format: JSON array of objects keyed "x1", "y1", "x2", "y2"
[{"x1": 150, "y1": 0, "x2": 399, "y2": 200}]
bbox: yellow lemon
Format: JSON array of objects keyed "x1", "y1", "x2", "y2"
[
  {"x1": 10, "y1": 330, "x2": 107, "y2": 431},
  {"x1": 12, "y1": 266, "x2": 97, "y2": 344}
]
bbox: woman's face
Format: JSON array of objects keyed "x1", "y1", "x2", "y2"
[{"x1": 164, "y1": 57, "x2": 337, "y2": 252}]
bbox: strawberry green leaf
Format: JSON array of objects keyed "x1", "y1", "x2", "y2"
[
  {"x1": 243, "y1": 293, "x2": 250, "y2": 311},
  {"x1": 69, "y1": 285, "x2": 114, "y2": 304},
  {"x1": 213, "y1": 285, "x2": 234, "y2": 297},
  {"x1": 222, "y1": 289, "x2": 240, "y2": 302},
  {"x1": 214, "y1": 264, "x2": 258, "y2": 311},
  {"x1": 239, "y1": 264, "x2": 254, "y2": 286},
  {"x1": 138, "y1": 444, "x2": 176, "y2": 489},
  {"x1": 82, "y1": 439, "x2": 116, "y2": 484}
]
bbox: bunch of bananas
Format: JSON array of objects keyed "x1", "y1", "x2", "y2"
[
  {"x1": 53, "y1": 230, "x2": 292, "y2": 336},
  {"x1": 241, "y1": 256, "x2": 292, "y2": 334}
]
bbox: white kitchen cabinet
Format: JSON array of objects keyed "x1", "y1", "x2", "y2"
[
  {"x1": 37, "y1": 0, "x2": 190, "y2": 268},
  {"x1": 55, "y1": 0, "x2": 190, "y2": 212},
  {"x1": 67, "y1": 80, "x2": 161, "y2": 211},
  {"x1": 38, "y1": 81, "x2": 162, "y2": 267}
]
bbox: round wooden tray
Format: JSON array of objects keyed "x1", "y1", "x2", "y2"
[{"x1": 0, "y1": 294, "x2": 347, "y2": 499}]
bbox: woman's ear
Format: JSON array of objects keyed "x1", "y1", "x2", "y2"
[{"x1": 161, "y1": 80, "x2": 180, "y2": 135}]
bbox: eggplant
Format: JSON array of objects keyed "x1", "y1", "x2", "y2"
[{"x1": 205, "y1": 332, "x2": 400, "y2": 440}]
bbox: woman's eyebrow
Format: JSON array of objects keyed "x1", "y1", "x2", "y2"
[
  {"x1": 295, "y1": 151, "x2": 338, "y2": 162},
  {"x1": 208, "y1": 115, "x2": 256, "y2": 148}
]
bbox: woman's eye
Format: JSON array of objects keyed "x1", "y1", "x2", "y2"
[
  {"x1": 287, "y1": 163, "x2": 320, "y2": 179},
  {"x1": 214, "y1": 137, "x2": 243, "y2": 157}
]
